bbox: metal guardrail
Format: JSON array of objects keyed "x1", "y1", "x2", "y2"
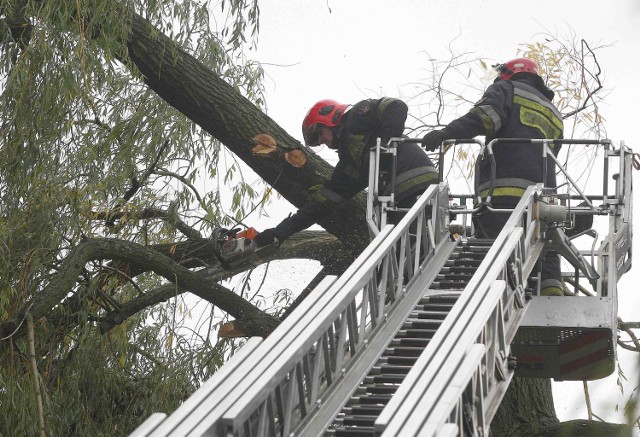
[{"x1": 377, "y1": 185, "x2": 543, "y2": 436}]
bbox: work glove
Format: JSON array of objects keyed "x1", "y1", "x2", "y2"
[
  {"x1": 422, "y1": 130, "x2": 449, "y2": 151},
  {"x1": 255, "y1": 228, "x2": 281, "y2": 247}
]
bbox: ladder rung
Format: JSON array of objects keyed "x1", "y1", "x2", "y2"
[
  {"x1": 430, "y1": 281, "x2": 468, "y2": 290},
  {"x1": 389, "y1": 338, "x2": 431, "y2": 347},
  {"x1": 351, "y1": 393, "x2": 393, "y2": 404},
  {"x1": 383, "y1": 355, "x2": 418, "y2": 366},
  {"x1": 365, "y1": 384, "x2": 401, "y2": 394},
  {"x1": 403, "y1": 320, "x2": 443, "y2": 330},
  {"x1": 440, "y1": 266, "x2": 478, "y2": 274},
  {"x1": 342, "y1": 405, "x2": 385, "y2": 415},
  {"x1": 396, "y1": 328, "x2": 438, "y2": 338},
  {"x1": 410, "y1": 310, "x2": 448, "y2": 319},
  {"x1": 366, "y1": 374, "x2": 406, "y2": 384},
  {"x1": 385, "y1": 346, "x2": 427, "y2": 356},
  {"x1": 445, "y1": 259, "x2": 482, "y2": 267},
  {"x1": 333, "y1": 426, "x2": 375, "y2": 437},
  {"x1": 423, "y1": 295, "x2": 460, "y2": 304},
  {"x1": 340, "y1": 415, "x2": 378, "y2": 426},
  {"x1": 376, "y1": 364, "x2": 413, "y2": 375},
  {"x1": 437, "y1": 273, "x2": 474, "y2": 281}
]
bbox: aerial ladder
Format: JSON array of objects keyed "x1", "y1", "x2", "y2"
[{"x1": 131, "y1": 137, "x2": 635, "y2": 436}]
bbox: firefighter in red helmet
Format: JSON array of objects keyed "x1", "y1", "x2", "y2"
[
  {"x1": 300, "y1": 99, "x2": 350, "y2": 148},
  {"x1": 255, "y1": 97, "x2": 439, "y2": 247},
  {"x1": 493, "y1": 57, "x2": 539, "y2": 81},
  {"x1": 422, "y1": 57, "x2": 565, "y2": 296}
]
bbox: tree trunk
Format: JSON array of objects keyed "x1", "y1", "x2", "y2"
[
  {"x1": 122, "y1": 12, "x2": 369, "y2": 253},
  {"x1": 491, "y1": 378, "x2": 559, "y2": 436}
]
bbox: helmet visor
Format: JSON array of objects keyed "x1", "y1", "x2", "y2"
[
  {"x1": 302, "y1": 124, "x2": 327, "y2": 153},
  {"x1": 303, "y1": 124, "x2": 320, "y2": 146}
]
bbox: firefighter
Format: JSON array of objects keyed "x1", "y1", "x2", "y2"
[
  {"x1": 422, "y1": 57, "x2": 564, "y2": 296},
  {"x1": 255, "y1": 97, "x2": 439, "y2": 247}
]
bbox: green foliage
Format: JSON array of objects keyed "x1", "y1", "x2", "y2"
[
  {"x1": 0, "y1": 0, "x2": 268, "y2": 433},
  {"x1": 0, "y1": 311, "x2": 217, "y2": 435}
]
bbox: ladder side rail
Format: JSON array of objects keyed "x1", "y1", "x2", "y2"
[
  {"x1": 418, "y1": 331, "x2": 491, "y2": 435},
  {"x1": 618, "y1": 142, "x2": 633, "y2": 226},
  {"x1": 367, "y1": 137, "x2": 401, "y2": 234},
  {"x1": 600, "y1": 145, "x2": 633, "y2": 336},
  {"x1": 377, "y1": 186, "x2": 541, "y2": 436},
  {"x1": 128, "y1": 337, "x2": 263, "y2": 436},
  {"x1": 292, "y1": 248, "x2": 459, "y2": 437},
  {"x1": 366, "y1": 138, "x2": 382, "y2": 236},
  {"x1": 592, "y1": 144, "x2": 634, "y2": 297},
  {"x1": 129, "y1": 413, "x2": 168, "y2": 437},
  {"x1": 381, "y1": 233, "x2": 528, "y2": 437},
  {"x1": 209, "y1": 226, "x2": 393, "y2": 436},
  {"x1": 613, "y1": 144, "x2": 633, "y2": 281},
  {"x1": 220, "y1": 185, "x2": 447, "y2": 436},
  {"x1": 162, "y1": 275, "x2": 340, "y2": 437}
]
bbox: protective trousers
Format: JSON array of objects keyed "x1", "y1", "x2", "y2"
[{"x1": 473, "y1": 202, "x2": 564, "y2": 296}]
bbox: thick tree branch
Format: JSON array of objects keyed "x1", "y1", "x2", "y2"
[
  {"x1": 1, "y1": 238, "x2": 280, "y2": 339},
  {"x1": 119, "y1": 10, "x2": 369, "y2": 252},
  {"x1": 99, "y1": 230, "x2": 351, "y2": 333},
  {"x1": 92, "y1": 207, "x2": 203, "y2": 240}
]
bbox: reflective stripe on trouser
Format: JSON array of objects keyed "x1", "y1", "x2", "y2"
[
  {"x1": 384, "y1": 166, "x2": 439, "y2": 199},
  {"x1": 474, "y1": 202, "x2": 562, "y2": 295},
  {"x1": 541, "y1": 277, "x2": 564, "y2": 296},
  {"x1": 478, "y1": 177, "x2": 536, "y2": 199}
]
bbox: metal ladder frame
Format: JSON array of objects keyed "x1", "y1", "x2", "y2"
[
  {"x1": 131, "y1": 138, "x2": 634, "y2": 436},
  {"x1": 131, "y1": 180, "x2": 455, "y2": 436},
  {"x1": 376, "y1": 185, "x2": 543, "y2": 436}
]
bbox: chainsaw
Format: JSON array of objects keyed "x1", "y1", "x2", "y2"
[{"x1": 211, "y1": 227, "x2": 279, "y2": 269}]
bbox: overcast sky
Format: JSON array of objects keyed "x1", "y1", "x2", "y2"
[{"x1": 247, "y1": 0, "x2": 640, "y2": 427}]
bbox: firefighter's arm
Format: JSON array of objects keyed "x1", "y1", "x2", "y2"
[
  {"x1": 259, "y1": 164, "x2": 365, "y2": 245},
  {"x1": 376, "y1": 98, "x2": 409, "y2": 141},
  {"x1": 430, "y1": 81, "x2": 512, "y2": 142}
]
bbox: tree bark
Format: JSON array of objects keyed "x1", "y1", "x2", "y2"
[
  {"x1": 121, "y1": 12, "x2": 369, "y2": 253},
  {"x1": 491, "y1": 378, "x2": 559, "y2": 436},
  {"x1": 533, "y1": 420, "x2": 631, "y2": 437}
]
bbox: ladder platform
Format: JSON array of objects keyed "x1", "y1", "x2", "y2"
[{"x1": 512, "y1": 296, "x2": 616, "y2": 380}]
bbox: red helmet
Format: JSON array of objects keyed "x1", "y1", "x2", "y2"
[
  {"x1": 493, "y1": 57, "x2": 539, "y2": 81},
  {"x1": 302, "y1": 99, "x2": 350, "y2": 145}
]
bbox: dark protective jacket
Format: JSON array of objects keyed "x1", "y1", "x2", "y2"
[
  {"x1": 438, "y1": 74, "x2": 565, "y2": 295},
  {"x1": 272, "y1": 97, "x2": 438, "y2": 241},
  {"x1": 438, "y1": 74, "x2": 564, "y2": 201}
]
